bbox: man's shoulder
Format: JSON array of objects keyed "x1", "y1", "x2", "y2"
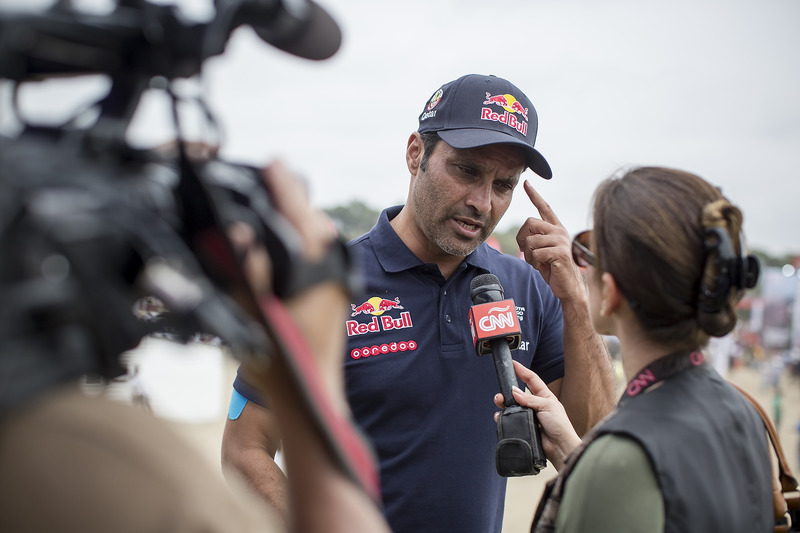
[
  {"x1": 347, "y1": 231, "x2": 372, "y2": 248},
  {"x1": 484, "y1": 247, "x2": 527, "y2": 269},
  {"x1": 345, "y1": 205, "x2": 398, "y2": 251},
  {"x1": 346, "y1": 231, "x2": 377, "y2": 267},
  {"x1": 345, "y1": 209, "x2": 388, "y2": 250}
]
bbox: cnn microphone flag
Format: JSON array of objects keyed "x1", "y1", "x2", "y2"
[{"x1": 468, "y1": 299, "x2": 521, "y2": 356}]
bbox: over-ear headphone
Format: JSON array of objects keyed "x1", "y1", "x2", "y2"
[{"x1": 697, "y1": 227, "x2": 760, "y2": 314}]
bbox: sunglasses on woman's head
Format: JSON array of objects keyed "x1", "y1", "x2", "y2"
[{"x1": 571, "y1": 230, "x2": 595, "y2": 268}]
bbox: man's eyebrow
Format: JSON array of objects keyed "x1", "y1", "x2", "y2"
[{"x1": 447, "y1": 152, "x2": 525, "y2": 177}]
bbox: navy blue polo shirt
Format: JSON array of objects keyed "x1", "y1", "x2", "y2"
[
  {"x1": 232, "y1": 206, "x2": 565, "y2": 532},
  {"x1": 344, "y1": 206, "x2": 564, "y2": 533}
]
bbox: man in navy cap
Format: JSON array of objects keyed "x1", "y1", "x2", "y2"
[{"x1": 223, "y1": 74, "x2": 617, "y2": 532}]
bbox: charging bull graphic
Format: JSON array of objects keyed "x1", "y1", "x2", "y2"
[
  {"x1": 351, "y1": 296, "x2": 404, "y2": 317},
  {"x1": 483, "y1": 92, "x2": 528, "y2": 121}
]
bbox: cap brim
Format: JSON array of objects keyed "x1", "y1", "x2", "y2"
[
  {"x1": 438, "y1": 129, "x2": 553, "y2": 180},
  {"x1": 254, "y1": 1, "x2": 342, "y2": 61}
]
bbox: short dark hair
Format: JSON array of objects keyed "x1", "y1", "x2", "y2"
[{"x1": 419, "y1": 132, "x2": 441, "y2": 172}]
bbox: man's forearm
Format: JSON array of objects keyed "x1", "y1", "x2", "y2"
[
  {"x1": 221, "y1": 445, "x2": 289, "y2": 523},
  {"x1": 256, "y1": 353, "x2": 391, "y2": 533},
  {"x1": 557, "y1": 295, "x2": 617, "y2": 435},
  {"x1": 221, "y1": 400, "x2": 290, "y2": 523}
]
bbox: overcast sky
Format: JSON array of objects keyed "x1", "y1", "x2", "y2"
[{"x1": 7, "y1": 0, "x2": 800, "y2": 256}]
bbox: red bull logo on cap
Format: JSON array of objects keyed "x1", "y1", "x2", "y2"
[
  {"x1": 482, "y1": 92, "x2": 528, "y2": 136},
  {"x1": 483, "y1": 92, "x2": 529, "y2": 120}
]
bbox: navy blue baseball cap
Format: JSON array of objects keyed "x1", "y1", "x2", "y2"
[{"x1": 418, "y1": 74, "x2": 552, "y2": 179}]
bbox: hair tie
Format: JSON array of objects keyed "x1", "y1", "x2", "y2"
[{"x1": 697, "y1": 227, "x2": 760, "y2": 314}]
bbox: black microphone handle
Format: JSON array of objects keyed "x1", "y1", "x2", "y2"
[{"x1": 490, "y1": 337, "x2": 518, "y2": 407}]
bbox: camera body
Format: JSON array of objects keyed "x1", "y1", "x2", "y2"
[
  {"x1": 0, "y1": 124, "x2": 293, "y2": 407},
  {"x1": 0, "y1": 0, "x2": 326, "y2": 411},
  {"x1": 0, "y1": 0, "x2": 382, "y2": 501}
]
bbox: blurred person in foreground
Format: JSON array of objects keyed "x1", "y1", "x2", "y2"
[
  {"x1": 0, "y1": 160, "x2": 391, "y2": 533},
  {"x1": 223, "y1": 73, "x2": 618, "y2": 532},
  {"x1": 500, "y1": 166, "x2": 773, "y2": 532},
  {"x1": 0, "y1": 0, "x2": 394, "y2": 530}
]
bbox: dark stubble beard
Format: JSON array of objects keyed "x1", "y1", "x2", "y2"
[{"x1": 410, "y1": 179, "x2": 497, "y2": 257}]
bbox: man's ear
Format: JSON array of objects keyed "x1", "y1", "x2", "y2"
[{"x1": 406, "y1": 132, "x2": 423, "y2": 175}]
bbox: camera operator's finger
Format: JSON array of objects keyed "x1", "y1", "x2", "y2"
[
  {"x1": 227, "y1": 221, "x2": 272, "y2": 295},
  {"x1": 244, "y1": 160, "x2": 351, "y2": 413},
  {"x1": 262, "y1": 160, "x2": 337, "y2": 262}
]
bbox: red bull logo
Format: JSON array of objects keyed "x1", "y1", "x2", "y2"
[
  {"x1": 480, "y1": 108, "x2": 527, "y2": 136},
  {"x1": 482, "y1": 92, "x2": 529, "y2": 136},
  {"x1": 351, "y1": 301, "x2": 376, "y2": 316},
  {"x1": 348, "y1": 296, "x2": 412, "y2": 337},
  {"x1": 347, "y1": 312, "x2": 413, "y2": 336},
  {"x1": 351, "y1": 296, "x2": 404, "y2": 317},
  {"x1": 483, "y1": 92, "x2": 529, "y2": 121}
]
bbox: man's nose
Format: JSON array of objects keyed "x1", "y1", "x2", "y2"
[{"x1": 466, "y1": 182, "x2": 492, "y2": 215}]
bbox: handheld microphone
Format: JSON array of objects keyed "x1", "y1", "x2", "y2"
[
  {"x1": 469, "y1": 274, "x2": 521, "y2": 407},
  {"x1": 469, "y1": 273, "x2": 546, "y2": 476}
]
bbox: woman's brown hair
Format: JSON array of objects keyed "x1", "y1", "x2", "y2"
[{"x1": 591, "y1": 166, "x2": 747, "y2": 351}]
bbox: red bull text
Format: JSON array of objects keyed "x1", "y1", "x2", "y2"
[
  {"x1": 347, "y1": 312, "x2": 413, "y2": 336},
  {"x1": 481, "y1": 108, "x2": 527, "y2": 136}
]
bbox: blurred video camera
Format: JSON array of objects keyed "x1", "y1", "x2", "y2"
[{"x1": 0, "y1": 0, "x2": 347, "y2": 412}]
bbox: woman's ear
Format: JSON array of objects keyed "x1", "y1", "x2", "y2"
[{"x1": 600, "y1": 272, "x2": 622, "y2": 316}]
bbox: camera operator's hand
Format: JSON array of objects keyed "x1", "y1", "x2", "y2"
[
  {"x1": 228, "y1": 160, "x2": 388, "y2": 533},
  {"x1": 494, "y1": 361, "x2": 583, "y2": 471},
  {"x1": 231, "y1": 159, "x2": 348, "y2": 413}
]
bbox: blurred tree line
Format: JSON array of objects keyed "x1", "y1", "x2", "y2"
[
  {"x1": 325, "y1": 201, "x2": 796, "y2": 267},
  {"x1": 325, "y1": 201, "x2": 380, "y2": 242}
]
